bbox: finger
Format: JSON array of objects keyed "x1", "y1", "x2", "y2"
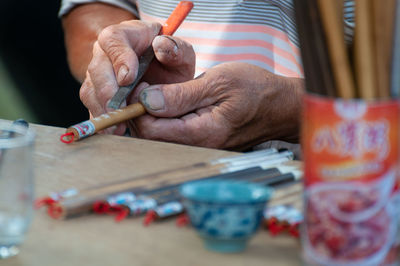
[
  {"x1": 139, "y1": 76, "x2": 218, "y2": 118},
  {"x1": 88, "y1": 41, "x2": 120, "y2": 112},
  {"x1": 127, "y1": 82, "x2": 150, "y2": 105},
  {"x1": 126, "y1": 120, "x2": 139, "y2": 138},
  {"x1": 80, "y1": 74, "x2": 105, "y2": 117},
  {"x1": 80, "y1": 78, "x2": 122, "y2": 135},
  {"x1": 134, "y1": 106, "x2": 228, "y2": 147},
  {"x1": 152, "y1": 35, "x2": 195, "y2": 70},
  {"x1": 98, "y1": 21, "x2": 161, "y2": 86}
]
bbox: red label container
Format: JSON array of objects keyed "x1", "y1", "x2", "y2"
[{"x1": 301, "y1": 94, "x2": 400, "y2": 265}]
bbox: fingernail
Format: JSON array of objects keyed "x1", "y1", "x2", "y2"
[
  {"x1": 154, "y1": 35, "x2": 179, "y2": 55},
  {"x1": 117, "y1": 65, "x2": 129, "y2": 83},
  {"x1": 140, "y1": 89, "x2": 165, "y2": 111}
]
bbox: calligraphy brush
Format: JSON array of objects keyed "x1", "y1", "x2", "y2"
[{"x1": 60, "y1": 1, "x2": 194, "y2": 143}]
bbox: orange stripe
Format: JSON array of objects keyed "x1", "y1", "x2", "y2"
[
  {"x1": 196, "y1": 52, "x2": 302, "y2": 77},
  {"x1": 139, "y1": 11, "x2": 303, "y2": 77},
  {"x1": 195, "y1": 65, "x2": 300, "y2": 79},
  {"x1": 195, "y1": 65, "x2": 300, "y2": 78},
  {"x1": 140, "y1": 12, "x2": 301, "y2": 57},
  {"x1": 181, "y1": 36, "x2": 303, "y2": 72}
]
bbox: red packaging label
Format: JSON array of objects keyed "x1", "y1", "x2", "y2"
[{"x1": 301, "y1": 95, "x2": 400, "y2": 265}]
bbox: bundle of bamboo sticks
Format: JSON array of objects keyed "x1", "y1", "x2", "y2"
[
  {"x1": 36, "y1": 149, "x2": 300, "y2": 219},
  {"x1": 294, "y1": 0, "x2": 399, "y2": 99}
]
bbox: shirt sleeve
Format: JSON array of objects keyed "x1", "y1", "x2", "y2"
[
  {"x1": 343, "y1": 0, "x2": 355, "y2": 44},
  {"x1": 59, "y1": 0, "x2": 139, "y2": 18}
]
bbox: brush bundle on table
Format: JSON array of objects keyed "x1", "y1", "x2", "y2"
[{"x1": 35, "y1": 149, "x2": 301, "y2": 221}]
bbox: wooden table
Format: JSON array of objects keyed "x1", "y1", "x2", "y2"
[{"x1": 4, "y1": 122, "x2": 302, "y2": 266}]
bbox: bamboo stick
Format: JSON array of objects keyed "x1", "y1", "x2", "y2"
[
  {"x1": 294, "y1": 0, "x2": 336, "y2": 97},
  {"x1": 371, "y1": 0, "x2": 396, "y2": 98},
  {"x1": 354, "y1": 0, "x2": 377, "y2": 99},
  {"x1": 317, "y1": 0, "x2": 356, "y2": 98}
]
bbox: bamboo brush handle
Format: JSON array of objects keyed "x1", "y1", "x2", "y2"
[
  {"x1": 61, "y1": 103, "x2": 145, "y2": 143},
  {"x1": 52, "y1": 163, "x2": 223, "y2": 219},
  {"x1": 354, "y1": 0, "x2": 377, "y2": 99},
  {"x1": 317, "y1": 0, "x2": 356, "y2": 99},
  {"x1": 371, "y1": 0, "x2": 396, "y2": 98}
]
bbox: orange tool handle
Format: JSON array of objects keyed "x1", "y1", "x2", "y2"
[{"x1": 160, "y1": 1, "x2": 193, "y2": 35}]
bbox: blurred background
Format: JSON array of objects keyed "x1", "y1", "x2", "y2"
[{"x1": 0, "y1": 0, "x2": 87, "y2": 127}]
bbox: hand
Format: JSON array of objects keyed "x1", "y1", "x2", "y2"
[
  {"x1": 79, "y1": 20, "x2": 196, "y2": 134},
  {"x1": 131, "y1": 62, "x2": 305, "y2": 150}
]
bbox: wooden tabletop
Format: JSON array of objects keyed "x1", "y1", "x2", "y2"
[{"x1": 4, "y1": 121, "x2": 302, "y2": 266}]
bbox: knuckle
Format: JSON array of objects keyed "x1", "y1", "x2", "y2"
[
  {"x1": 87, "y1": 60, "x2": 98, "y2": 76},
  {"x1": 120, "y1": 19, "x2": 145, "y2": 29},
  {"x1": 207, "y1": 68, "x2": 234, "y2": 94},
  {"x1": 79, "y1": 80, "x2": 93, "y2": 106},
  {"x1": 163, "y1": 84, "x2": 186, "y2": 110},
  {"x1": 98, "y1": 26, "x2": 127, "y2": 60},
  {"x1": 98, "y1": 25, "x2": 121, "y2": 44}
]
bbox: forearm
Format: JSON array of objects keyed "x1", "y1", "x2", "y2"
[{"x1": 61, "y1": 3, "x2": 137, "y2": 82}]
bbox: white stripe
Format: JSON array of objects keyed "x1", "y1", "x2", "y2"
[
  {"x1": 174, "y1": 28, "x2": 300, "y2": 60},
  {"x1": 193, "y1": 44, "x2": 302, "y2": 73},
  {"x1": 138, "y1": 0, "x2": 299, "y2": 45},
  {"x1": 195, "y1": 58, "x2": 301, "y2": 78},
  {"x1": 195, "y1": 58, "x2": 274, "y2": 73}
]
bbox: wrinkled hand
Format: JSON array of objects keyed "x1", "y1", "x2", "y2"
[
  {"x1": 131, "y1": 62, "x2": 305, "y2": 150},
  {"x1": 79, "y1": 20, "x2": 195, "y2": 134}
]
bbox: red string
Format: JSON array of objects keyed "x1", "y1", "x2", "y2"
[
  {"x1": 48, "y1": 204, "x2": 64, "y2": 219},
  {"x1": 93, "y1": 201, "x2": 110, "y2": 214},
  {"x1": 92, "y1": 201, "x2": 130, "y2": 222},
  {"x1": 34, "y1": 197, "x2": 57, "y2": 209},
  {"x1": 265, "y1": 217, "x2": 301, "y2": 238},
  {"x1": 266, "y1": 217, "x2": 286, "y2": 236},
  {"x1": 143, "y1": 210, "x2": 157, "y2": 226},
  {"x1": 34, "y1": 197, "x2": 64, "y2": 219},
  {"x1": 176, "y1": 213, "x2": 190, "y2": 227},
  {"x1": 268, "y1": 223, "x2": 286, "y2": 236},
  {"x1": 288, "y1": 223, "x2": 300, "y2": 238},
  {"x1": 60, "y1": 132, "x2": 75, "y2": 144},
  {"x1": 115, "y1": 209, "x2": 130, "y2": 222}
]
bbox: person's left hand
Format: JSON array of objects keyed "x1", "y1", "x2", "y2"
[{"x1": 128, "y1": 62, "x2": 305, "y2": 150}]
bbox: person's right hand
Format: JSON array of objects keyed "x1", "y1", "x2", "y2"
[{"x1": 79, "y1": 20, "x2": 196, "y2": 134}]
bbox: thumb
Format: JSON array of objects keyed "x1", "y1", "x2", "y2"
[{"x1": 138, "y1": 78, "x2": 215, "y2": 117}]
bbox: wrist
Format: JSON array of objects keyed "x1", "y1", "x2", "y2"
[
  {"x1": 62, "y1": 3, "x2": 137, "y2": 82},
  {"x1": 258, "y1": 74, "x2": 305, "y2": 144},
  {"x1": 279, "y1": 76, "x2": 305, "y2": 142}
]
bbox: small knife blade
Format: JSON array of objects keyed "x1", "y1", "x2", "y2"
[
  {"x1": 108, "y1": 46, "x2": 155, "y2": 109},
  {"x1": 107, "y1": 1, "x2": 194, "y2": 109}
]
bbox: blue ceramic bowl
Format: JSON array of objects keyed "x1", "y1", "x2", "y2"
[{"x1": 180, "y1": 180, "x2": 272, "y2": 253}]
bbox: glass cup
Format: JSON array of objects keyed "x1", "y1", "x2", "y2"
[{"x1": 0, "y1": 120, "x2": 35, "y2": 259}]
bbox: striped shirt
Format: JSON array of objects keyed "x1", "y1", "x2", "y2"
[{"x1": 60, "y1": 0, "x2": 303, "y2": 78}]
